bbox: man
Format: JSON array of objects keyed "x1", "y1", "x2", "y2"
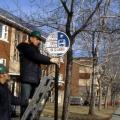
[
  {"x1": 0, "y1": 64, "x2": 20, "y2": 120},
  {"x1": 17, "y1": 31, "x2": 58, "y2": 117}
]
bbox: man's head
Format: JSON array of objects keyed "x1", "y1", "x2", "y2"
[
  {"x1": 29, "y1": 31, "x2": 42, "y2": 47},
  {"x1": 0, "y1": 64, "x2": 10, "y2": 84}
]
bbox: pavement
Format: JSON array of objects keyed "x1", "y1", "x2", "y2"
[
  {"x1": 11, "y1": 117, "x2": 61, "y2": 120},
  {"x1": 110, "y1": 107, "x2": 120, "y2": 120},
  {"x1": 40, "y1": 117, "x2": 61, "y2": 120}
]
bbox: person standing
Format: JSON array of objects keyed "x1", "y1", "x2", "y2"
[
  {"x1": 17, "y1": 31, "x2": 58, "y2": 117},
  {"x1": 0, "y1": 64, "x2": 20, "y2": 120}
]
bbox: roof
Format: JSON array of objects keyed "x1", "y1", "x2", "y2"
[{"x1": 0, "y1": 8, "x2": 47, "y2": 41}]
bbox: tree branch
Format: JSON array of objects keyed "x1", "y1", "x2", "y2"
[
  {"x1": 72, "y1": 0, "x2": 103, "y2": 40},
  {"x1": 70, "y1": 0, "x2": 74, "y2": 13},
  {"x1": 60, "y1": 0, "x2": 70, "y2": 14},
  {"x1": 64, "y1": 0, "x2": 75, "y2": 38}
]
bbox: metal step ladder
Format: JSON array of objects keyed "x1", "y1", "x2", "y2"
[{"x1": 21, "y1": 76, "x2": 54, "y2": 120}]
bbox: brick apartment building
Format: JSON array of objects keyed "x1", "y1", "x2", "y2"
[
  {"x1": 0, "y1": 8, "x2": 46, "y2": 75},
  {"x1": 0, "y1": 8, "x2": 95, "y2": 104},
  {"x1": 0, "y1": 8, "x2": 49, "y2": 99},
  {"x1": 0, "y1": 8, "x2": 66, "y2": 104},
  {"x1": 71, "y1": 58, "x2": 93, "y2": 100}
]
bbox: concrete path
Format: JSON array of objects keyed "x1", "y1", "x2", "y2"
[
  {"x1": 11, "y1": 117, "x2": 61, "y2": 120},
  {"x1": 110, "y1": 107, "x2": 120, "y2": 120}
]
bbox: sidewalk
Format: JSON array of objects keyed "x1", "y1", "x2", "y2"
[
  {"x1": 40, "y1": 117, "x2": 61, "y2": 120},
  {"x1": 110, "y1": 107, "x2": 120, "y2": 120},
  {"x1": 11, "y1": 117, "x2": 61, "y2": 120}
]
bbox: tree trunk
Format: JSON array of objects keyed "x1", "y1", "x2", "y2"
[
  {"x1": 98, "y1": 80, "x2": 102, "y2": 111},
  {"x1": 89, "y1": 31, "x2": 95, "y2": 115},
  {"x1": 111, "y1": 93, "x2": 116, "y2": 107},
  {"x1": 104, "y1": 86, "x2": 109, "y2": 109},
  {"x1": 113, "y1": 95, "x2": 115, "y2": 107},
  {"x1": 89, "y1": 66, "x2": 95, "y2": 115},
  {"x1": 62, "y1": 47, "x2": 73, "y2": 120},
  {"x1": 86, "y1": 80, "x2": 90, "y2": 100}
]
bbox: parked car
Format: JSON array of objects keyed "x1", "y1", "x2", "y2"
[{"x1": 70, "y1": 96, "x2": 84, "y2": 105}]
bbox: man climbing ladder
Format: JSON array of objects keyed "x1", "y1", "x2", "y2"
[{"x1": 17, "y1": 30, "x2": 59, "y2": 119}]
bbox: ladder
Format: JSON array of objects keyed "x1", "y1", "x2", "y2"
[{"x1": 21, "y1": 76, "x2": 54, "y2": 120}]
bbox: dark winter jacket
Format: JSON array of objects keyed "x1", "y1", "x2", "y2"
[
  {"x1": 0, "y1": 83, "x2": 20, "y2": 120},
  {"x1": 17, "y1": 43, "x2": 51, "y2": 85}
]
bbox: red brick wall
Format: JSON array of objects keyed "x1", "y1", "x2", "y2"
[
  {"x1": 0, "y1": 27, "x2": 12, "y2": 68},
  {"x1": 59, "y1": 57, "x2": 66, "y2": 90},
  {"x1": 71, "y1": 58, "x2": 92, "y2": 97},
  {"x1": 59, "y1": 55, "x2": 67, "y2": 81},
  {"x1": 79, "y1": 73, "x2": 90, "y2": 79},
  {"x1": 71, "y1": 62, "x2": 80, "y2": 96},
  {"x1": 60, "y1": 62, "x2": 66, "y2": 80}
]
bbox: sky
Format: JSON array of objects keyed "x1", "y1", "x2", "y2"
[
  {"x1": 0, "y1": 0, "x2": 119, "y2": 58},
  {"x1": 0, "y1": 0, "x2": 58, "y2": 19},
  {"x1": 0, "y1": 0, "x2": 29, "y2": 14},
  {"x1": 1, "y1": 0, "x2": 84, "y2": 57}
]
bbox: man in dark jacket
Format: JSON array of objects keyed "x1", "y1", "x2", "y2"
[
  {"x1": 0, "y1": 64, "x2": 20, "y2": 120},
  {"x1": 17, "y1": 31, "x2": 58, "y2": 117}
]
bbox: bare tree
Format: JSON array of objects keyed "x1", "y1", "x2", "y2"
[
  {"x1": 31, "y1": 0, "x2": 104, "y2": 118},
  {"x1": 9, "y1": 0, "x2": 120, "y2": 119}
]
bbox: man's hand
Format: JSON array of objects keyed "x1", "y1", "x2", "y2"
[
  {"x1": 50, "y1": 58, "x2": 60, "y2": 64},
  {"x1": 0, "y1": 74, "x2": 10, "y2": 84}
]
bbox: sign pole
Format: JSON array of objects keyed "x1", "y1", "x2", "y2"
[
  {"x1": 45, "y1": 31, "x2": 70, "y2": 120},
  {"x1": 54, "y1": 63, "x2": 59, "y2": 120}
]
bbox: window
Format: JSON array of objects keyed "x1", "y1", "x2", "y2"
[
  {"x1": 13, "y1": 31, "x2": 21, "y2": 61},
  {"x1": 0, "y1": 23, "x2": 8, "y2": 41},
  {"x1": 22, "y1": 34, "x2": 28, "y2": 43},
  {"x1": 0, "y1": 58, "x2": 6, "y2": 66},
  {"x1": 0, "y1": 24, "x2": 2, "y2": 38},
  {"x1": 79, "y1": 66, "x2": 91, "y2": 73},
  {"x1": 39, "y1": 43, "x2": 44, "y2": 53},
  {"x1": 79, "y1": 73, "x2": 90, "y2": 79},
  {"x1": 40, "y1": 43, "x2": 48, "y2": 55}
]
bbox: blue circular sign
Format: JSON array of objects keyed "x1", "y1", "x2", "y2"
[{"x1": 45, "y1": 31, "x2": 70, "y2": 57}]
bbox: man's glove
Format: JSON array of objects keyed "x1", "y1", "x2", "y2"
[{"x1": 50, "y1": 58, "x2": 59, "y2": 64}]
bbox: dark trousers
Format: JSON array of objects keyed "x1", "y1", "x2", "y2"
[{"x1": 20, "y1": 83, "x2": 36, "y2": 118}]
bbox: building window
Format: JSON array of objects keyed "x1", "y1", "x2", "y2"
[
  {"x1": 22, "y1": 34, "x2": 28, "y2": 43},
  {"x1": 79, "y1": 66, "x2": 91, "y2": 73},
  {"x1": 0, "y1": 23, "x2": 8, "y2": 41},
  {"x1": 13, "y1": 31, "x2": 21, "y2": 61},
  {"x1": 79, "y1": 73, "x2": 90, "y2": 79},
  {"x1": 0, "y1": 24, "x2": 2, "y2": 38},
  {"x1": 0, "y1": 58, "x2": 6, "y2": 66},
  {"x1": 39, "y1": 43, "x2": 44, "y2": 53},
  {"x1": 40, "y1": 43, "x2": 48, "y2": 56}
]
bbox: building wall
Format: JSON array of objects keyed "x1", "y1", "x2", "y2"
[
  {"x1": 71, "y1": 58, "x2": 92, "y2": 97},
  {"x1": 9, "y1": 28, "x2": 27, "y2": 74},
  {"x1": 71, "y1": 62, "x2": 80, "y2": 96},
  {"x1": 60, "y1": 55, "x2": 67, "y2": 81},
  {"x1": 0, "y1": 26, "x2": 11, "y2": 68},
  {"x1": 0, "y1": 22, "x2": 29, "y2": 74}
]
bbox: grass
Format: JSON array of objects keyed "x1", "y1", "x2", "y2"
[{"x1": 42, "y1": 103, "x2": 116, "y2": 120}]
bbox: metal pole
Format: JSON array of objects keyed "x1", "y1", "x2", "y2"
[{"x1": 54, "y1": 63, "x2": 59, "y2": 120}]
